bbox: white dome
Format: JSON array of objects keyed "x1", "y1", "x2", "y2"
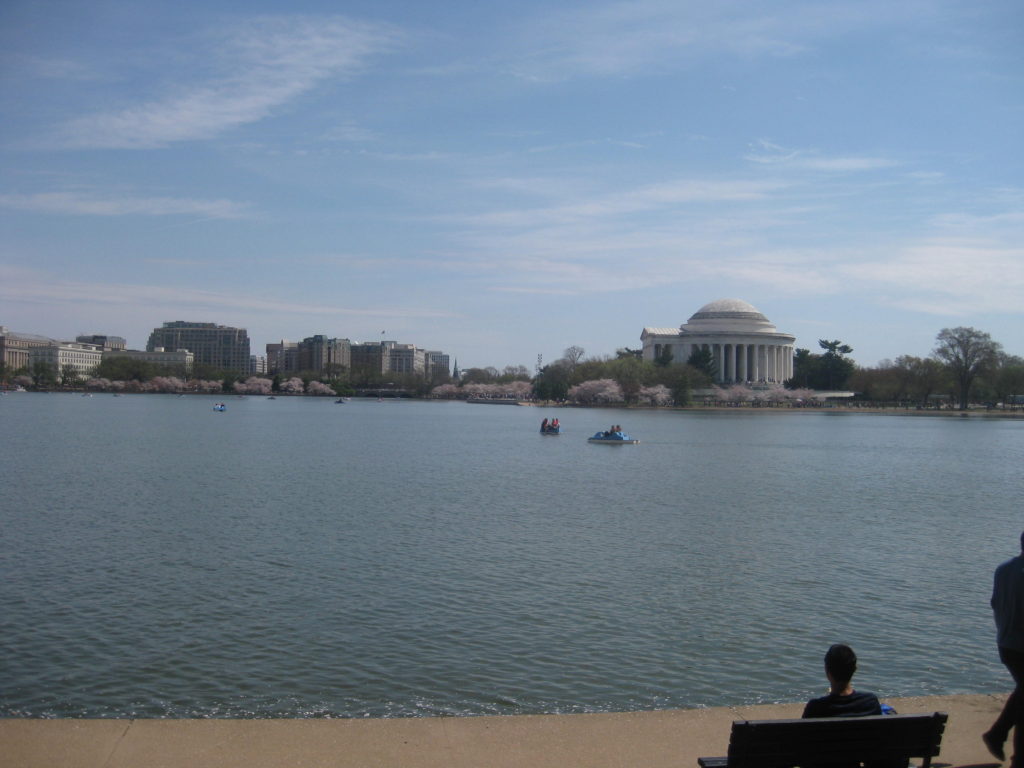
[
  {"x1": 690, "y1": 298, "x2": 768, "y2": 323},
  {"x1": 681, "y1": 298, "x2": 777, "y2": 334}
]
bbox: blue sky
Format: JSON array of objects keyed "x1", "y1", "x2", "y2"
[{"x1": 2, "y1": 0, "x2": 1021, "y2": 370}]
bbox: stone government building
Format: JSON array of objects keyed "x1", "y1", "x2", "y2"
[{"x1": 642, "y1": 299, "x2": 795, "y2": 384}]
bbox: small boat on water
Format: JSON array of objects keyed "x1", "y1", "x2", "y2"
[
  {"x1": 213, "y1": 403, "x2": 226, "y2": 412},
  {"x1": 587, "y1": 430, "x2": 638, "y2": 445},
  {"x1": 540, "y1": 418, "x2": 561, "y2": 435},
  {"x1": 334, "y1": 398, "x2": 346, "y2": 404}
]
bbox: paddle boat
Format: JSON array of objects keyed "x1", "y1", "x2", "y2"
[
  {"x1": 587, "y1": 429, "x2": 638, "y2": 445},
  {"x1": 539, "y1": 418, "x2": 561, "y2": 435},
  {"x1": 213, "y1": 403, "x2": 227, "y2": 412}
]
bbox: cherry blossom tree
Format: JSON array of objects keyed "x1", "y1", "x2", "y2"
[
  {"x1": 505, "y1": 380, "x2": 533, "y2": 399},
  {"x1": 148, "y1": 376, "x2": 187, "y2": 393},
  {"x1": 279, "y1": 377, "x2": 305, "y2": 394},
  {"x1": 431, "y1": 383, "x2": 462, "y2": 398},
  {"x1": 786, "y1": 387, "x2": 818, "y2": 405},
  {"x1": 637, "y1": 384, "x2": 672, "y2": 406},
  {"x1": 568, "y1": 378, "x2": 624, "y2": 404},
  {"x1": 723, "y1": 385, "x2": 753, "y2": 404},
  {"x1": 307, "y1": 381, "x2": 336, "y2": 396},
  {"x1": 233, "y1": 377, "x2": 273, "y2": 395}
]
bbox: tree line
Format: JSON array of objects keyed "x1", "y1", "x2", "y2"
[
  {"x1": 4, "y1": 326, "x2": 1018, "y2": 410},
  {"x1": 1, "y1": 355, "x2": 454, "y2": 397}
]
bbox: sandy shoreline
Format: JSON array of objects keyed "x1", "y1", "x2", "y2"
[{"x1": 1, "y1": 693, "x2": 1008, "y2": 767}]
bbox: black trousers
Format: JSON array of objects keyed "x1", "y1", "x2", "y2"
[{"x1": 992, "y1": 646, "x2": 1024, "y2": 767}]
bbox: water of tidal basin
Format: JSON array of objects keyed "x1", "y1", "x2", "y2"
[{"x1": 1, "y1": 392, "x2": 1021, "y2": 718}]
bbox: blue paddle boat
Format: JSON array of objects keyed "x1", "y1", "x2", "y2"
[{"x1": 587, "y1": 429, "x2": 638, "y2": 444}]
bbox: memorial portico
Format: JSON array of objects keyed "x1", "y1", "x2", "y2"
[{"x1": 641, "y1": 299, "x2": 796, "y2": 384}]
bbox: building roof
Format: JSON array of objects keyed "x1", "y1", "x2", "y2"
[
  {"x1": 690, "y1": 298, "x2": 768, "y2": 322},
  {"x1": 682, "y1": 298, "x2": 781, "y2": 335},
  {"x1": 641, "y1": 327, "x2": 681, "y2": 337}
]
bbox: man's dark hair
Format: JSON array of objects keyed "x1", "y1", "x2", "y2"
[
  {"x1": 1019, "y1": 530, "x2": 1024, "y2": 552},
  {"x1": 825, "y1": 643, "x2": 858, "y2": 685}
]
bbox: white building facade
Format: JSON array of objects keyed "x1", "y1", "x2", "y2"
[
  {"x1": 641, "y1": 299, "x2": 796, "y2": 384},
  {"x1": 30, "y1": 341, "x2": 104, "y2": 379}
]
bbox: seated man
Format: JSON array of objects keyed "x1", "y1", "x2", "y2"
[
  {"x1": 804, "y1": 644, "x2": 902, "y2": 768},
  {"x1": 803, "y1": 643, "x2": 882, "y2": 718}
]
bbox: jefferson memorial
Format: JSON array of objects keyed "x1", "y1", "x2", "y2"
[{"x1": 641, "y1": 299, "x2": 796, "y2": 384}]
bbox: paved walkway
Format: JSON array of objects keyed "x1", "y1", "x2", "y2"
[{"x1": 2, "y1": 694, "x2": 1008, "y2": 767}]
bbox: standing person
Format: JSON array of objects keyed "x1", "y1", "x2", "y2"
[
  {"x1": 985, "y1": 532, "x2": 1024, "y2": 764},
  {"x1": 803, "y1": 643, "x2": 883, "y2": 718}
]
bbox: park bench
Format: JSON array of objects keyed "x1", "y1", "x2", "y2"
[{"x1": 697, "y1": 711, "x2": 948, "y2": 768}]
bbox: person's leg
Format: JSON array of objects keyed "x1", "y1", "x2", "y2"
[{"x1": 993, "y1": 647, "x2": 1024, "y2": 766}]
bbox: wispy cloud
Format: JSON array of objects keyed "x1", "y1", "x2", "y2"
[
  {"x1": 450, "y1": 177, "x2": 788, "y2": 231},
  {"x1": 0, "y1": 191, "x2": 249, "y2": 219},
  {"x1": 7, "y1": 53, "x2": 102, "y2": 81},
  {"x1": 745, "y1": 140, "x2": 896, "y2": 172},
  {"x1": 46, "y1": 16, "x2": 400, "y2": 149},
  {"x1": 505, "y1": 0, "x2": 927, "y2": 81},
  {"x1": 0, "y1": 268, "x2": 459, "y2": 320},
  {"x1": 847, "y1": 239, "x2": 1024, "y2": 315}
]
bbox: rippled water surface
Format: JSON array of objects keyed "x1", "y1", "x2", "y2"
[{"x1": 1, "y1": 393, "x2": 1021, "y2": 717}]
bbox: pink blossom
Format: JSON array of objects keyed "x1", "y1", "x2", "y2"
[
  {"x1": 307, "y1": 381, "x2": 336, "y2": 396},
  {"x1": 568, "y1": 379, "x2": 624, "y2": 404},
  {"x1": 637, "y1": 384, "x2": 672, "y2": 406}
]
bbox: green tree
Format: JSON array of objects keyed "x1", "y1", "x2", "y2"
[
  {"x1": 687, "y1": 347, "x2": 715, "y2": 379},
  {"x1": 607, "y1": 356, "x2": 647, "y2": 402},
  {"x1": 789, "y1": 348, "x2": 820, "y2": 389},
  {"x1": 818, "y1": 339, "x2": 855, "y2": 390},
  {"x1": 656, "y1": 364, "x2": 697, "y2": 405},
  {"x1": 933, "y1": 326, "x2": 1001, "y2": 410},
  {"x1": 653, "y1": 345, "x2": 674, "y2": 368},
  {"x1": 60, "y1": 364, "x2": 82, "y2": 388},
  {"x1": 847, "y1": 364, "x2": 902, "y2": 402},
  {"x1": 532, "y1": 362, "x2": 571, "y2": 401},
  {"x1": 95, "y1": 356, "x2": 163, "y2": 382},
  {"x1": 31, "y1": 361, "x2": 56, "y2": 387},
  {"x1": 988, "y1": 354, "x2": 1024, "y2": 405},
  {"x1": 905, "y1": 357, "x2": 947, "y2": 407}
]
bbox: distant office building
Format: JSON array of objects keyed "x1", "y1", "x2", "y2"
[
  {"x1": 350, "y1": 340, "x2": 395, "y2": 375},
  {"x1": 0, "y1": 327, "x2": 54, "y2": 372},
  {"x1": 76, "y1": 334, "x2": 127, "y2": 351},
  {"x1": 425, "y1": 351, "x2": 450, "y2": 379},
  {"x1": 298, "y1": 335, "x2": 351, "y2": 374},
  {"x1": 388, "y1": 344, "x2": 425, "y2": 375},
  {"x1": 30, "y1": 341, "x2": 103, "y2": 379},
  {"x1": 250, "y1": 355, "x2": 267, "y2": 375},
  {"x1": 266, "y1": 341, "x2": 298, "y2": 374},
  {"x1": 147, "y1": 321, "x2": 250, "y2": 373},
  {"x1": 104, "y1": 348, "x2": 194, "y2": 374}
]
